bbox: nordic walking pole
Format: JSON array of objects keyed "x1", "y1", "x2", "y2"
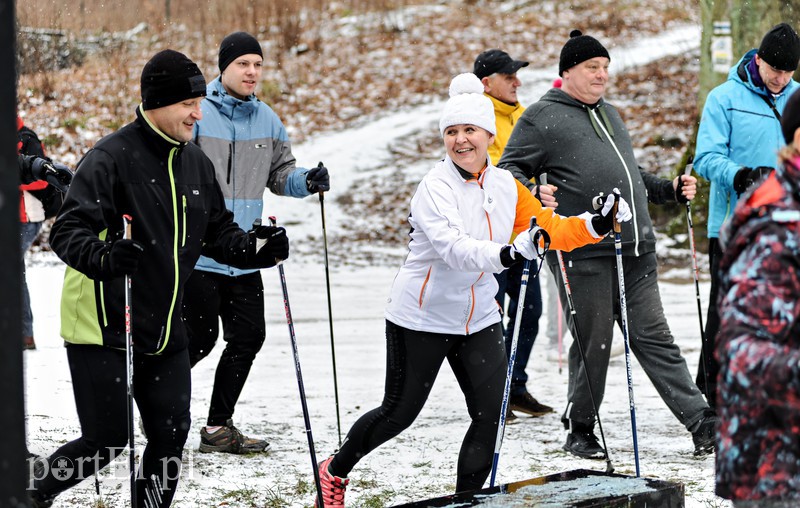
[
  {"x1": 540, "y1": 174, "x2": 565, "y2": 375},
  {"x1": 317, "y1": 161, "x2": 342, "y2": 449},
  {"x1": 123, "y1": 214, "x2": 138, "y2": 508},
  {"x1": 610, "y1": 191, "x2": 640, "y2": 477},
  {"x1": 557, "y1": 293, "x2": 564, "y2": 375},
  {"x1": 555, "y1": 251, "x2": 615, "y2": 475},
  {"x1": 268, "y1": 216, "x2": 325, "y2": 504},
  {"x1": 685, "y1": 160, "x2": 711, "y2": 399},
  {"x1": 490, "y1": 217, "x2": 550, "y2": 487}
]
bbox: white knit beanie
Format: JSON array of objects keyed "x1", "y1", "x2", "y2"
[{"x1": 439, "y1": 73, "x2": 497, "y2": 137}]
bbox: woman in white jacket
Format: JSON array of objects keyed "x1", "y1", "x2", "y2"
[{"x1": 314, "y1": 73, "x2": 631, "y2": 507}]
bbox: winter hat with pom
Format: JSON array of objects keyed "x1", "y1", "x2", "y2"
[
  {"x1": 141, "y1": 49, "x2": 206, "y2": 111},
  {"x1": 758, "y1": 23, "x2": 800, "y2": 71},
  {"x1": 559, "y1": 29, "x2": 610, "y2": 76},
  {"x1": 219, "y1": 31, "x2": 263, "y2": 72},
  {"x1": 439, "y1": 73, "x2": 497, "y2": 137}
]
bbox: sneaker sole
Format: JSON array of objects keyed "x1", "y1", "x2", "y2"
[
  {"x1": 693, "y1": 443, "x2": 715, "y2": 457},
  {"x1": 510, "y1": 405, "x2": 555, "y2": 417},
  {"x1": 199, "y1": 442, "x2": 272, "y2": 454},
  {"x1": 562, "y1": 444, "x2": 606, "y2": 460}
]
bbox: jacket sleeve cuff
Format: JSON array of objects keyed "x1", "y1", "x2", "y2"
[{"x1": 581, "y1": 211, "x2": 605, "y2": 239}]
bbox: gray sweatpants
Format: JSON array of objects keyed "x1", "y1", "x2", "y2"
[{"x1": 549, "y1": 252, "x2": 709, "y2": 432}]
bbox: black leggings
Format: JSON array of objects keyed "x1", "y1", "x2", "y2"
[
  {"x1": 35, "y1": 345, "x2": 191, "y2": 507},
  {"x1": 329, "y1": 320, "x2": 507, "y2": 492}
]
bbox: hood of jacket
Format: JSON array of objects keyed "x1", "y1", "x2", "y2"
[{"x1": 205, "y1": 77, "x2": 260, "y2": 119}]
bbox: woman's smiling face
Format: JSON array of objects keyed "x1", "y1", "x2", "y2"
[{"x1": 443, "y1": 124, "x2": 494, "y2": 173}]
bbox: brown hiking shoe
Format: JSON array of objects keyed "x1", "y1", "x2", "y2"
[
  {"x1": 510, "y1": 391, "x2": 554, "y2": 417},
  {"x1": 199, "y1": 419, "x2": 270, "y2": 454},
  {"x1": 505, "y1": 406, "x2": 519, "y2": 425}
]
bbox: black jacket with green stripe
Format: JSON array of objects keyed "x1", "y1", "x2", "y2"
[{"x1": 50, "y1": 106, "x2": 261, "y2": 355}]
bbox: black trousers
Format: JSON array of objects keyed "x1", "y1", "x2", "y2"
[
  {"x1": 697, "y1": 237, "x2": 722, "y2": 408},
  {"x1": 183, "y1": 270, "x2": 266, "y2": 426},
  {"x1": 329, "y1": 320, "x2": 507, "y2": 492},
  {"x1": 35, "y1": 344, "x2": 191, "y2": 507}
]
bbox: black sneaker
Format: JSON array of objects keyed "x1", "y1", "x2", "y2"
[
  {"x1": 199, "y1": 419, "x2": 270, "y2": 454},
  {"x1": 563, "y1": 430, "x2": 605, "y2": 459},
  {"x1": 692, "y1": 411, "x2": 718, "y2": 456},
  {"x1": 510, "y1": 391, "x2": 554, "y2": 417},
  {"x1": 28, "y1": 456, "x2": 55, "y2": 508},
  {"x1": 28, "y1": 491, "x2": 55, "y2": 508}
]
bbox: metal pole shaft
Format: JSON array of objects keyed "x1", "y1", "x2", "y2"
[
  {"x1": 319, "y1": 191, "x2": 343, "y2": 448},
  {"x1": 270, "y1": 217, "x2": 325, "y2": 504},
  {"x1": 556, "y1": 250, "x2": 615, "y2": 475},
  {"x1": 489, "y1": 258, "x2": 531, "y2": 487},
  {"x1": 123, "y1": 214, "x2": 138, "y2": 507},
  {"x1": 612, "y1": 203, "x2": 640, "y2": 477}
]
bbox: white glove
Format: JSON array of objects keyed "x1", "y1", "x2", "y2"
[
  {"x1": 587, "y1": 189, "x2": 633, "y2": 238},
  {"x1": 511, "y1": 231, "x2": 536, "y2": 261},
  {"x1": 598, "y1": 189, "x2": 632, "y2": 223}
]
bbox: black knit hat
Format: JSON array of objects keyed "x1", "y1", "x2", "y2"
[
  {"x1": 141, "y1": 50, "x2": 206, "y2": 111},
  {"x1": 781, "y1": 89, "x2": 800, "y2": 144},
  {"x1": 758, "y1": 23, "x2": 800, "y2": 72},
  {"x1": 559, "y1": 30, "x2": 610, "y2": 76},
  {"x1": 473, "y1": 49, "x2": 529, "y2": 79},
  {"x1": 219, "y1": 31, "x2": 263, "y2": 72}
]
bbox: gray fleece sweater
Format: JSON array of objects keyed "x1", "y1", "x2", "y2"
[{"x1": 498, "y1": 87, "x2": 676, "y2": 262}]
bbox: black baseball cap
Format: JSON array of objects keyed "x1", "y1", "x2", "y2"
[{"x1": 473, "y1": 49, "x2": 529, "y2": 79}]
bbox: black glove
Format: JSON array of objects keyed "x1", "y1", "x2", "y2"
[
  {"x1": 31, "y1": 157, "x2": 73, "y2": 193},
  {"x1": 733, "y1": 166, "x2": 772, "y2": 195},
  {"x1": 588, "y1": 190, "x2": 632, "y2": 237},
  {"x1": 306, "y1": 164, "x2": 330, "y2": 193},
  {"x1": 105, "y1": 239, "x2": 145, "y2": 278},
  {"x1": 675, "y1": 175, "x2": 689, "y2": 204},
  {"x1": 251, "y1": 225, "x2": 289, "y2": 268}
]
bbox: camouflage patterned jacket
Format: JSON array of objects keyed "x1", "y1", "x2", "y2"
[{"x1": 716, "y1": 154, "x2": 800, "y2": 501}]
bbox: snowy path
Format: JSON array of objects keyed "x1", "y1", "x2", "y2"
[{"x1": 26, "y1": 255, "x2": 722, "y2": 507}]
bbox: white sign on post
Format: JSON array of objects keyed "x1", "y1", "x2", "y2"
[{"x1": 712, "y1": 20, "x2": 733, "y2": 74}]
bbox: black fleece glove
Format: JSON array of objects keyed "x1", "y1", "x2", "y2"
[
  {"x1": 733, "y1": 166, "x2": 772, "y2": 195},
  {"x1": 105, "y1": 239, "x2": 145, "y2": 278},
  {"x1": 674, "y1": 175, "x2": 689, "y2": 204},
  {"x1": 31, "y1": 157, "x2": 73, "y2": 193},
  {"x1": 306, "y1": 164, "x2": 330, "y2": 193},
  {"x1": 251, "y1": 226, "x2": 289, "y2": 268}
]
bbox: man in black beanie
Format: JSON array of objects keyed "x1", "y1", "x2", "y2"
[
  {"x1": 28, "y1": 49, "x2": 290, "y2": 508},
  {"x1": 185, "y1": 32, "x2": 330, "y2": 455},
  {"x1": 499, "y1": 29, "x2": 714, "y2": 460},
  {"x1": 694, "y1": 22, "x2": 800, "y2": 415}
]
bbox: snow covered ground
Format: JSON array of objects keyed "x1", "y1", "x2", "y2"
[{"x1": 22, "y1": 23, "x2": 730, "y2": 508}]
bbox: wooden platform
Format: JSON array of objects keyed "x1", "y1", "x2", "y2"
[{"x1": 391, "y1": 468, "x2": 684, "y2": 507}]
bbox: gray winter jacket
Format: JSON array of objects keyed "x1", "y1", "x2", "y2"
[{"x1": 498, "y1": 87, "x2": 677, "y2": 262}]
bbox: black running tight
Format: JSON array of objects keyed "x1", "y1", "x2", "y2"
[
  {"x1": 329, "y1": 320, "x2": 507, "y2": 492},
  {"x1": 34, "y1": 344, "x2": 191, "y2": 507}
]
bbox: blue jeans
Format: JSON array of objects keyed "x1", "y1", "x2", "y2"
[
  {"x1": 20, "y1": 221, "x2": 42, "y2": 337},
  {"x1": 495, "y1": 261, "x2": 542, "y2": 396}
]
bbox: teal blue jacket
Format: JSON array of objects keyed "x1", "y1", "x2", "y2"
[{"x1": 695, "y1": 49, "x2": 800, "y2": 238}]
